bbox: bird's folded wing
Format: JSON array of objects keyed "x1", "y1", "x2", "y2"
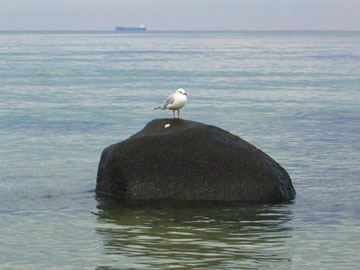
[{"x1": 161, "y1": 93, "x2": 175, "y2": 109}]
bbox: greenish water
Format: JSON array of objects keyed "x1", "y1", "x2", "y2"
[{"x1": 0, "y1": 31, "x2": 360, "y2": 269}]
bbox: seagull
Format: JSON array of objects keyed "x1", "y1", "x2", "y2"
[{"x1": 154, "y1": 88, "x2": 188, "y2": 119}]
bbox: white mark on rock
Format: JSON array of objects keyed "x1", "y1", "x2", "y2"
[{"x1": 164, "y1": 123, "x2": 171, "y2": 128}]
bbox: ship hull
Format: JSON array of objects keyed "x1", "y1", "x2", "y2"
[{"x1": 115, "y1": 26, "x2": 147, "y2": 32}]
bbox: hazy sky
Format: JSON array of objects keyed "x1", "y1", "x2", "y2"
[{"x1": 0, "y1": 0, "x2": 359, "y2": 31}]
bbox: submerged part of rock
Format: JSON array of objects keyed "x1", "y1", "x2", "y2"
[{"x1": 96, "y1": 119, "x2": 296, "y2": 203}]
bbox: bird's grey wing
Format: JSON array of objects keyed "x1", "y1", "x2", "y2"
[{"x1": 161, "y1": 93, "x2": 175, "y2": 109}]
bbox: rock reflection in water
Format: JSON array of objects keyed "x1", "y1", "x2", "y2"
[{"x1": 94, "y1": 198, "x2": 293, "y2": 270}]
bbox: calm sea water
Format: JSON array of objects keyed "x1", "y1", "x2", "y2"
[{"x1": 0, "y1": 31, "x2": 359, "y2": 269}]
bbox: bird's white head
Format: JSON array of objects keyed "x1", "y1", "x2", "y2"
[{"x1": 176, "y1": 88, "x2": 188, "y2": 96}]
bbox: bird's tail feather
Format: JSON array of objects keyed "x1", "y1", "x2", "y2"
[{"x1": 154, "y1": 106, "x2": 161, "y2": 110}]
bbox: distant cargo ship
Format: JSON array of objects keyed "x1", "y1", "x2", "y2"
[{"x1": 115, "y1": 24, "x2": 147, "y2": 32}]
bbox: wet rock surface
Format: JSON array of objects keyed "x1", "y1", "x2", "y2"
[{"x1": 96, "y1": 119, "x2": 296, "y2": 203}]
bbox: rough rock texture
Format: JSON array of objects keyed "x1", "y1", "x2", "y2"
[{"x1": 96, "y1": 119, "x2": 296, "y2": 203}]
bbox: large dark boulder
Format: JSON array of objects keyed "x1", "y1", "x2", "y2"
[{"x1": 96, "y1": 119, "x2": 296, "y2": 203}]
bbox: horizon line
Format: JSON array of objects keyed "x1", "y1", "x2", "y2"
[{"x1": 0, "y1": 29, "x2": 359, "y2": 32}]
